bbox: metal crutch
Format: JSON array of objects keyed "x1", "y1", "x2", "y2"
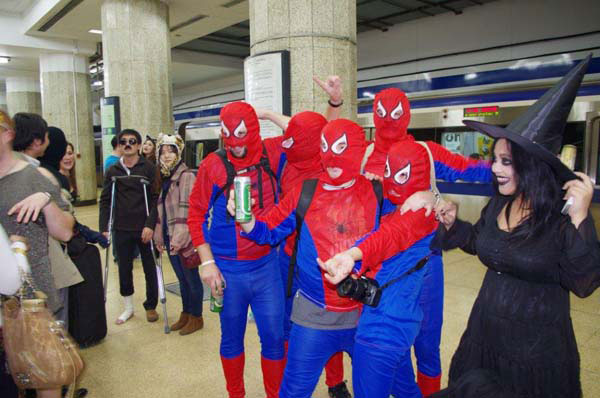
[
  {"x1": 140, "y1": 177, "x2": 170, "y2": 334},
  {"x1": 103, "y1": 176, "x2": 117, "y2": 302}
]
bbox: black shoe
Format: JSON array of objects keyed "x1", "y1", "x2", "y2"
[
  {"x1": 61, "y1": 387, "x2": 88, "y2": 398},
  {"x1": 75, "y1": 388, "x2": 88, "y2": 398},
  {"x1": 328, "y1": 381, "x2": 352, "y2": 398}
]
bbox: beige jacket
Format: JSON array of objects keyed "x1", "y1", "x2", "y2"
[
  {"x1": 16, "y1": 151, "x2": 83, "y2": 289},
  {"x1": 48, "y1": 238, "x2": 83, "y2": 289}
]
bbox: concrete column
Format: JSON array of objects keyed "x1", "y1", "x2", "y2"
[
  {"x1": 101, "y1": 0, "x2": 173, "y2": 136},
  {"x1": 40, "y1": 53, "x2": 97, "y2": 204},
  {"x1": 6, "y1": 76, "x2": 42, "y2": 116},
  {"x1": 249, "y1": 0, "x2": 357, "y2": 120}
]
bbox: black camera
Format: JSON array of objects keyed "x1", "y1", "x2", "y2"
[{"x1": 336, "y1": 275, "x2": 381, "y2": 307}]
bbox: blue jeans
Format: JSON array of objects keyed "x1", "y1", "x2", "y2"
[{"x1": 164, "y1": 234, "x2": 203, "y2": 317}]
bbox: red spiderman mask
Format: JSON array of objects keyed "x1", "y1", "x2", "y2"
[
  {"x1": 320, "y1": 119, "x2": 366, "y2": 186},
  {"x1": 220, "y1": 102, "x2": 262, "y2": 168},
  {"x1": 373, "y1": 88, "x2": 411, "y2": 149},
  {"x1": 283, "y1": 111, "x2": 327, "y2": 164},
  {"x1": 384, "y1": 141, "x2": 430, "y2": 205}
]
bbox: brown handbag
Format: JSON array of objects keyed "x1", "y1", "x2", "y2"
[
  {"x1": 179, "y1": 240, "x2": 201, "y2": 269},
  {"x1": 1, "y1": 263, "x2": 84, "y2": 390}
]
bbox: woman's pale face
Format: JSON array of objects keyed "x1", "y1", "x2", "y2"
[
  {"x1": 60, "y1": 145, "x2": 75, "y2": 172},
  {"x1": 491, "y1": 138, "x2": 518, "y2": 195},
  {"x1": 143, "y1": 140, "x2": 155, "y2": 155},
  {"x1": 159, "y1": 145, "x2": 177, "y2": 167}
]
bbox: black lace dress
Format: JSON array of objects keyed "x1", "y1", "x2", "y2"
[{"x1": 435, "y1": 196, "x2": 600, "y2": 398}]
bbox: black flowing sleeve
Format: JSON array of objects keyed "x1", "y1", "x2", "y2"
[
  {"x1": 558, "y1": 214, "x2": 600, "y2": 298},
  {"x1": 432, "y1": 197, "x2": 497, "y2": 255}
]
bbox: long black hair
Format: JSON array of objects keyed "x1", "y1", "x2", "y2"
[{"x1": 491, "y1": 138, "x2": 563, "y2": 243}]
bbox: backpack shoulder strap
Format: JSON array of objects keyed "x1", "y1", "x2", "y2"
[
  {"x1": 275, "y1": 153, "x2": 287, "y2": 195},
  {"x1": 287, "y1": 178, "x2": 319, "y2": 297},
  {"x1": 213, "y1": 149, "x2": 235, "y2": 197},
  {"x1": 210, "y1": 150, "x2": 237, "y2": 219},
  {"x1": 370, "y1": 179, "x2": 383, "y2": 223}
]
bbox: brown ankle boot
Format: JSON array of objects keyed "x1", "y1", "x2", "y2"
[
  {"x1": 179, "y1": 315, "x2": 204, "y2": 335},
  {"x1": 170, "y1": 312, "x2": 190, "y2": 331}
]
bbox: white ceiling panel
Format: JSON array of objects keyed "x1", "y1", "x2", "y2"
[{"x1": 0, "y1": 0, "x2": 36, "y2": 15}]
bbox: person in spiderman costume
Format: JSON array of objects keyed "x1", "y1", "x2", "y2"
[
  {"x1": 259, "y1": 75, "x2": 351, "y2": 398},
  {"x1": 187, "y1": 101, "x2": 285, "y2": 398},
  {"x1": 363, "y1": 88, "x2": 492, "y2": 396},
  {"x1": 228, "y1": 119, "x2": 381, "y2": 398},
  {"x1": 319, "y1": 140, "x2": 441, "y2": 397},
  {"x1": 273, "y1": 112, "x2": 352, "y2": 397}
]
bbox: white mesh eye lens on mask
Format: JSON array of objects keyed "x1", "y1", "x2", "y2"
[
  {"x1": 233, "y1": 120, "x2": 247, "y2": 138},
  {"x1": 376, "y1": 101, "x2": 387, "y2": 118},
  {"x1": 282, "y1": 137, "x2": 294, "y2": 149},
  {"x1": 394, "y1": 163, "x2": 411, "y2": 185},
  {"x1": 390, "y1": 101, "x2": 404, "y2": 120},
  {"x1": 321, "y1": 135, "x2": 328, "y2": 152},
  {"x1": 331, "y1": 133, "x2": 348, "y2": 155},
  {"x1": 384, "y1": 158, "x2": 391, "y2": 178},
  {"x1": 221, "y1": 121, "x2": 231, "y2": 138}
]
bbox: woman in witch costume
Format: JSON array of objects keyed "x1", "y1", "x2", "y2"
[{"x1": 433, "y1": 55, "x2": 600, "y2": 398}]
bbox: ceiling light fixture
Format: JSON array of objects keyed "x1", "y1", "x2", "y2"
[
  {"x1": 88, "y1": 29, "x2": 102, "y2": 35},
  {"x1": 0, "y1": 56, "x2": 10, "y2": 64}
]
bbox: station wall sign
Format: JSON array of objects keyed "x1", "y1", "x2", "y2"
[
  {"x1": 244, "y1": 50, "x2": 291, "y2": 138},
  {"x1": 463, "y1": 105, "x2": 499, "y2": 117}
]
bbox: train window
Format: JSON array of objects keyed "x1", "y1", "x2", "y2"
[
  {"x1": 184, "y1": 139, "x2": 220, "y2": 168},
  {"x1": 561, "y1": 122, "x2": 585, "y2": 172},
  {"x1": 409, "y1": 127, "x2": 493, "y2": 160},
  {"x1": 410, "y1": 122, "x2": 585, "y2": 166}
]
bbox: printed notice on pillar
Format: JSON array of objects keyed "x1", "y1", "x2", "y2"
[{"x1": 244, "y1": 51, "x2": 291, "y2": 138}]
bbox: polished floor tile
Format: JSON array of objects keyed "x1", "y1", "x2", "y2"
[{"x1": 73, "y1": 202, "x2": 600, "y2": 397}]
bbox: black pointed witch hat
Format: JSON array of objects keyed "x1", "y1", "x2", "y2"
[{"x1": 463, "y1": 54, "x2": 591, "y2": 182}]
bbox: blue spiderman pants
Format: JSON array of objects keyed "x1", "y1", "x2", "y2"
[
  {"x1": 279, "y1": 323, "x2": 356, "y2": 398},
  {"x1": 278, "y1": 250, "x2": 346, "y2": 388},
  {"x1": 217, "y1": 252, "x2": 285, "y2": 398},
  {"x1": 392, "y1": 253, "x2": 444, "y2": 397},
  {"x1": 414, "y1": 254, "x2": 443, "y2": 377},
  {"x1": 353, "y1": 340, "x2": 421, "y2": 398}
]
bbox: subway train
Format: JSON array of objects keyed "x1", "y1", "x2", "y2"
[{"x1": 171, "y1": 52, "x2": 600, "y2": 228}]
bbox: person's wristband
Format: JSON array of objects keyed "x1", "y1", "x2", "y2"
[
  {"x1": 41, "y1": 192, "x2": 52, "y2": 209},
  {"x1": 200, "y1": 259, "x2": 215, "y2": 269},
  {"x1": 328, "y1": 99, "x2": 343, "y2": 108}
]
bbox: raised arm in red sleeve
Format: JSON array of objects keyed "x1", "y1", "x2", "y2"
[{"x1": 358, "y1": 209, "x2": 437, "y2": 275}]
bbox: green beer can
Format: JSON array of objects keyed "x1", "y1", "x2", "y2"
[
  {"x1": 210, "y1": 282, "x2": 225, "y2": 313},
  {"x1": 234, "y1": 176, "x2": 252, "y2": 222}
]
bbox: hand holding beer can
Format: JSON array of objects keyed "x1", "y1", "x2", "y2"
[
  {"x1": 234, "y1": 176, "x2": 252, "y2": 222},
  {"x1": 210, "y1": 281, "x2": 225, "y2": 313}
]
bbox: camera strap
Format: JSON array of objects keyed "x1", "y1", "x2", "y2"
[{"x1": 378, "y1": 253, "x2": 431, "y2": 291}]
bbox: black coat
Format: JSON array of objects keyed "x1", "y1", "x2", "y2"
[{"x1": 99, "y1": 156, "x2": 158, "y2": 232}]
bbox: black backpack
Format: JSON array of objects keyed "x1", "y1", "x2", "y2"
[
  {"x1": 286, "y1": 178, "x2": 383, "y2": 297},
  {"x1": 211, "y1": 144, "x2": 279, "y2": 218}
]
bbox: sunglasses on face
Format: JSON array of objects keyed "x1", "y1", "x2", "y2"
[{"x1": 119, "y1": 138, "x2": 138, "y2": 146}]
